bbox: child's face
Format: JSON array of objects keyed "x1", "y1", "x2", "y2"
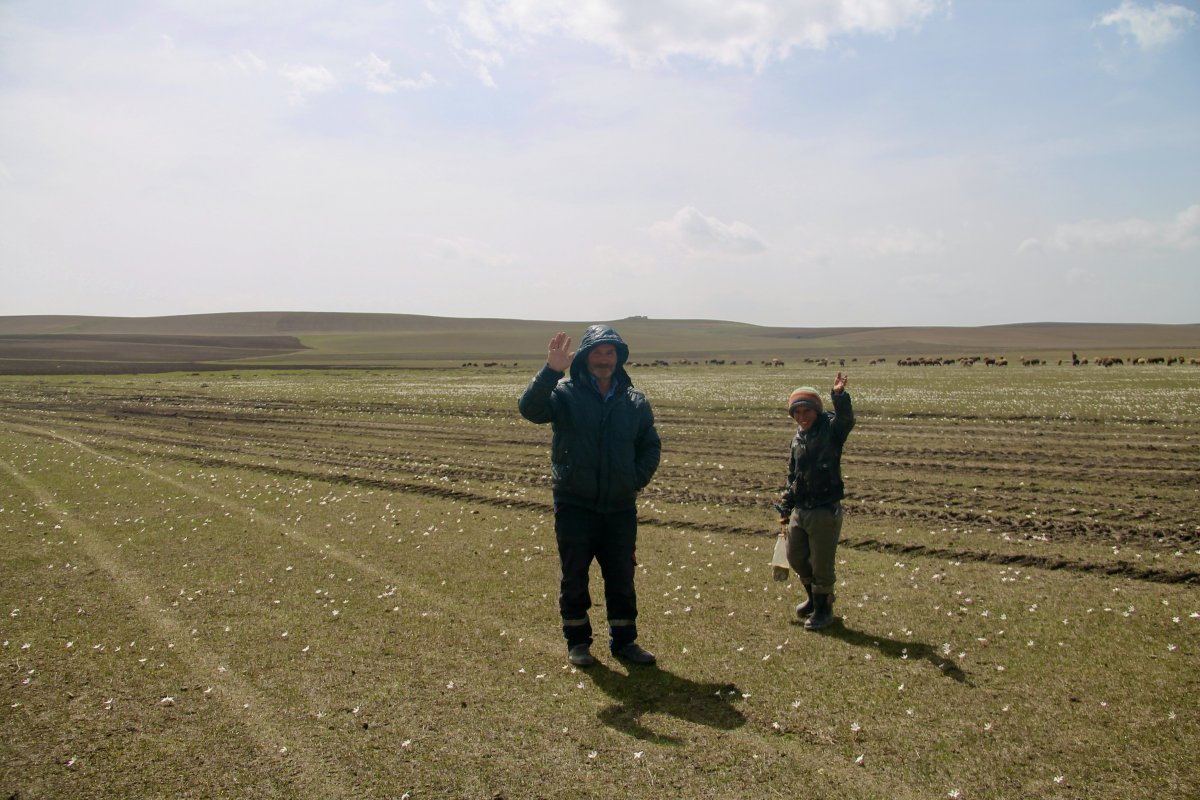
[{"x1": 791, "y1": 407, "x2": 818, "y2": 431}]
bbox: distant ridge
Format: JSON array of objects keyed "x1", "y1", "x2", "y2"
[
  {"x1": 1, "y1": 312, "x2": 1197, "y2": 374},
  {"x1": 3, "y1": 311, "x2": 1197, "y2": 339},
  {"x1": 0, "y1": 311, "x2": 535, "y2": 336}
]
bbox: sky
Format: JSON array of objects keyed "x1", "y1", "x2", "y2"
[{"x1": 1, "y1": 0, "x2": 1198, "y2": 327}]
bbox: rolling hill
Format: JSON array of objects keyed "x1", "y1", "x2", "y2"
[{"x1": 1, "y1": 312, "x2": 1197, "y2": 373}]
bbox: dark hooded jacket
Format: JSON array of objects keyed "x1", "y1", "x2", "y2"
[
  {"x1": 518, "y1": 325, "x2": 661, "y2": 513},
  {"x1": 780, "y1": 390, "x2": 855, "y2": 513}
]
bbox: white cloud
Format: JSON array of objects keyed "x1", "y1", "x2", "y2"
[
  {"x1": 650, "y1": 206, "x2": 767, "y2": 255},
  {"x1": 458, "y1": 0, "x2": 506, "y2": 46},
  {"x1": 1095, "y1": 1, "x2": 1199, "y2": 50},
  {"x1": 456, "y1": 0, "x2": 942, "y2": 70},
  {"x1": 356, "y1": 52, "x2": 435, "y2": 93},
  {"x1": 442, "y1": 24, "x2": 504, "y2": 87},
  {"x1": 475, "y1": 61, "x2": 498, "y2": 88},
  {"x1": 279, "y1": 64, "x2": 337, "y2": 104},
  {"x1": 231, "y1": 50, "x2": 268, "y2": 74},
  {"x1": 1016, "y1": 237, "x2": 1042, "y2": 256},
  {"x1": 852, "y1": 225, "x2": 946, "y2": 258},
  {"x1": 1026, "y1": 204, "x2": 1200, "y2": 253}
]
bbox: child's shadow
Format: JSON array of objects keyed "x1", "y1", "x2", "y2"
[
  {"x1": 586, "y1": 662, "x2": 747, "y2": 744},
  {"x1": 801, "y1": 620, "x2": 971, "y2": 685}
]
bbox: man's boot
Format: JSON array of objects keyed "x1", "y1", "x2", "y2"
[
  {"x1": 804, "y1": 593, "x2": 835, "y2": 631},
  {"x1": 612, "y1": 642, "x2": 656, "y2": 665},
  {"x1": 568, "y1": 643, "x2": 595, "y2": 667},
  {"x1": 795, "y1": 584, "x2": 815, "y2": 618}
]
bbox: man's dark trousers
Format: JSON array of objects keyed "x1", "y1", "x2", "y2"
[{"x1": 555, "y1": 503, "x2": 638, "y2": 650}]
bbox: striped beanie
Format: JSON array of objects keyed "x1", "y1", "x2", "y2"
[{"x1": 788, "y1": 386, "x2": 823, "y2": 415}]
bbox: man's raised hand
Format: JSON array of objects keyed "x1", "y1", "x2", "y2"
[
  {"x1": 547, "y1": 332, "x2": 574, "y2": 372},
  {"x1": 833, "y1": 372, "x2": 848, "y2": 394}
]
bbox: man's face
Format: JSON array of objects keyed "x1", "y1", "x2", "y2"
[
  {"x1": 587, "y1": 344, "x2": 618, "y2": 382},
  {"x1": 791, "y1": 406, "x2": 818, "y2": 431}
]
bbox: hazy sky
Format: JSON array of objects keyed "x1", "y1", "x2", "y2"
[{"x1": 2, "y1": 1, "x2": 1198, "y2": 326}]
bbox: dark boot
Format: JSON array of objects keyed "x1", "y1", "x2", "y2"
[
  {"x1": 795, "y1": 584, "x2": 815, "y2": 618},
  {"x1": 612, "y1": 642, "x2": 656, "y2": 665},
  {"x1": 567, "y1": 644, "x2": 595, "y2": 667},
  {"x1": 804, "y1": 593, "x2": 836, "y2": 631}
]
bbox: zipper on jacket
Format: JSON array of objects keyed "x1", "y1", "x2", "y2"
[{"x1": 596, "y1": 394, "x2": 612, "y2": 509}]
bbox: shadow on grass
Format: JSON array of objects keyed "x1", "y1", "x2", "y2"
[
  {"x1": 797, "y1": 619, "x2": 971, "y2": 685},
  {"x1": 586, "y1": 661, "x2": 747, "y2": 744}
]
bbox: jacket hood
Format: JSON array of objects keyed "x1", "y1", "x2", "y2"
[{"x1": 570, "y1": 324, "x2": 632, "y2": 384}]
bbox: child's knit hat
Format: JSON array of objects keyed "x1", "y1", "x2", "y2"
[{"x1": 788, "y1": 387, "x2": 823, "y2": 415}]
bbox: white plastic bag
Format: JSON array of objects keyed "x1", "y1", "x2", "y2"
[{"x1": 770, "y1": 531, "x2": 789, "y2": 581}]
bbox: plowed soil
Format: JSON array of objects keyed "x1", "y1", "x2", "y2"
[{"x1": 2, "y1": 364, "x2": 1196, "y2": 584}]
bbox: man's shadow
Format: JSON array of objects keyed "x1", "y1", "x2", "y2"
[
  {"x1": 585, "y1": 662, "x2": 747, "y2": 744},
  {"x1": 796, "y1": 620, "x2": 972, "y2": 685}
]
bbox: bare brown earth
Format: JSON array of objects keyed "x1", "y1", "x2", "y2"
[
  {"x1": 2, "y1": 368, "x2": 1195, "y2": 586},
  {"x1": 0, "y1": 333, "x2": 307, "y2": 374}
]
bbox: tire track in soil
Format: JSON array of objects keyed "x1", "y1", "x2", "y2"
[
  {"x1": 10, "y1": 418, "x2": 1195, "y2": 586},
  {"x1": 2, "y1": 433, "x2": 909, "y2": 795},
  {"x1": 0, "y1": 454, "x2": 352, "y2": 800},
  {"x1": 0, "y1": 420, "x2": 792, "y2": 774},
  {"x1": 0, "y1": 419, "x2": 579, "y2": 666}
]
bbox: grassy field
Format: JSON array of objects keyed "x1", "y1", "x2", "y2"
[{"x1": 1, "y1": 363, "x2": 1197, "y2": 799}]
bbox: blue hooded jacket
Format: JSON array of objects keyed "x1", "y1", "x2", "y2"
[{"x1": 519, "y1": 325, "x2": 661, "y2": 512}]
